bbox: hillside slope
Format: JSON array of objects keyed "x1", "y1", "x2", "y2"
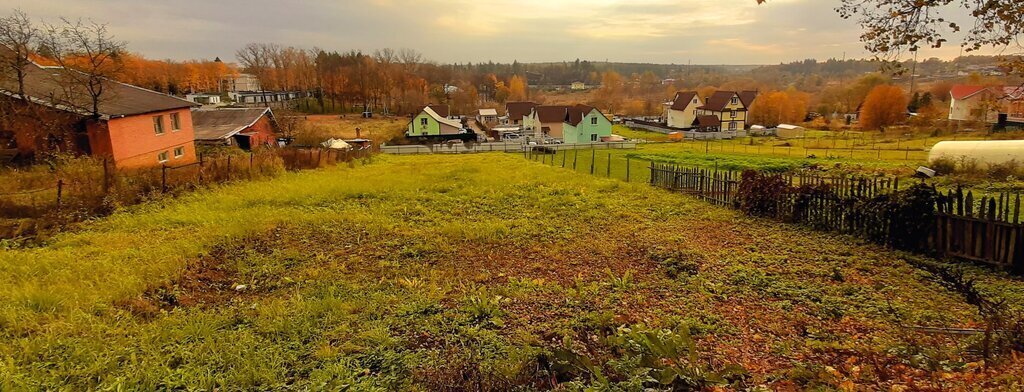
[{"x1": 1, "y1": 154, "x2": 1022, "y2": 390}]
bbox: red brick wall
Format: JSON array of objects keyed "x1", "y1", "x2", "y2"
[
  {"x1": 244, "y1": 115, "x2": 278, "y2": 148},
  {"x1": 100, "y1": 108, "x2": 198, "y2": 169}
]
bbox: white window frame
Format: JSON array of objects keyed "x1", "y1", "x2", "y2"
[
  {"x1": 591, "y1": 116, "x2": 598, "y2": 125},
  {"x1": 420, "y1": 118, "x2": 428, "y2": 127},
  {"x1": 731, "y1": 97, "x2": 738, "y2": 105},
  {"x1": 729, "y1": 121, "x2": 738, "y2": 131},
  {"x1": 170, "y1": 113, "x2": 181, "y2": 131},
  {"x1": 153, "y1": 115, "x2": 165, "y2": 135},
  {"x1": 730, "y1": 110, "x2": 737, "y2": 118},
  {"x1": 173, "y1": 146, "x2": 184, "y2": 158},
  {"x1": 590, "y1": 134, "x2": 598, "y2": 142},
  {"x1": 157, "y1": 151, "x2": 169, "y2": 163}
]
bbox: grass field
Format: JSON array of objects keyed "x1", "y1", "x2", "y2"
[{"x1": 2, "y1": 153, "x2": 1023, "y2": 390}]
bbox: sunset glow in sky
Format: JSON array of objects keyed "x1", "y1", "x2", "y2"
[{"x1": 3, "y1": 0, "x2": 981, "y2": 64}]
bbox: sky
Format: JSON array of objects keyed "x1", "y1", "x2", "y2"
[{"x1": 1, "y1": 0, "x2": 984, "y2": 65}]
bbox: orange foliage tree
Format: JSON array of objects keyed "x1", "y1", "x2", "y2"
[
  {"x1": 859, "y1": 85, "x2": 908, "y2": 131},
  {"x1": 749, "y1": 88, "x2": 810, "y2": 127}
]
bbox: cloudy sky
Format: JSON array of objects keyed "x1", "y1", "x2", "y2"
[{"x1": 3, "y1": 0, "x2": 980, "y2": 65}]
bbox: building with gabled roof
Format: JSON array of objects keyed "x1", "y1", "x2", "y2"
[
  {"x1": 504, "y1": 101, "x2": 537, "y2": 126},
  {"x1": 697, "y1": 91, "x2": 755, "y2": 131},
  {"x1": 406, "y1": 106, "x2": 465, "y2": 138},
  {"x1": 664, "y1": 91, "x2": 702, "y2": 128},
  {"x1": 0, "y1": 48, "x2": 199, "y2": 168},
  {"x1": 192, "y1": 107, "x2": 279, "y2": 150},
  {"x1": 949, "y1": 85, "x2": 1005, "y2": 123}
]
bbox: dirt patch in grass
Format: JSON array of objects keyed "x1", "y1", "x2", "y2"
[{"x1": 115, "y1": 228, "x2": 281, "y2": 318}]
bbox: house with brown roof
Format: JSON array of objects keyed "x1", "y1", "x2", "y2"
[
  {"x1": 562, "y1": 105, "x2": 612, "y2": 144},
  {"x1": 523, "y1": 105, "x2": 571, "y2": 140},
  {"x1": 504, "y1": 101, "x2": 537, "y2": 126},
  {"x1": 0, "y1": 52, "x2": 199, "y2": 168},
  {"x1": 664, "y1": 91, "x2": 702, "y2": 128},
  {"x1": 696, "y1": 91, "x2": 756, "y2": 131},
  {"x1": 192, "y1": 108, "x2": 279, "y2": 150},
  {"x1": 692, "y1": 115, "x2": 722, "y2": 132},
  {"x1": 522, "y1": 104, "x2": 612, "y2": 143}
]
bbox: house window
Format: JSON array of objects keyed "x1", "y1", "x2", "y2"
[
  {"x1": 693, "y1": 98, "x2": 698, "y2": 104},
  {"x1": 153, "y1": 116, "x2": 164, "y2": 135},
  {"x1": 730, "y1": 110, "x2": 737, "y2": 118},
  {"x1": 420, "y1": 118, "x2": 428, "y2": 127},
  {"x1": 729, "y1": 122, "x2": 738, "y2": 131},
  {"x1": 421, "y1": 131, "x2": 428, "y2": 136},
  {"x1": 170, "y1": 113, "x2": 181, "y2": 130},
  {"x1": 590, "y1": 134, "x2": 598, "y2": 142},
  {"x1": 173, "y1": 146, "x2": 184, "y2": 158},
  {"x1": 731, "y1": 97, "x2": 738, "y2": 105},
  {"x1": 157, "y1": 151, "x2": 169, "y2": 163},
  {"x1": 591, "y1": 116, "x2": 598, "y2": 125}
]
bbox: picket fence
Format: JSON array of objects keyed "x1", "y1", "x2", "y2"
[{"x1": 650, "y1": 163, "x2": 1024, "y2": 272}]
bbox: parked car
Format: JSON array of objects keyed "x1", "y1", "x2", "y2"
[{"x1": 532, "y1": 145, "x2": 556, "y2": 154}]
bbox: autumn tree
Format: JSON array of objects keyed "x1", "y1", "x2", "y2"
[
  {"x1": 596, "y1": 71, "x2": 625, "y2": 113},
  {"x1": 40, "y1": 17, "x2": 126, "y2": 118},
  {"x1": 859, "y1": 84, "x2": 908, "y2": 131},
  {"x1": 750, "y1": 88, "x2": 810, "y2": 127},
  {"x1": 507, "y1": 75, "x2": 527, "y2": 101},
  {"x1": 0, "y1": 9, "x2": 37, "y2": 99}
]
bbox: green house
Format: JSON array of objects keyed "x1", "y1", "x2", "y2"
[
  {"x1": 562, "y1": 105, "x2": 612, "y2": 144},
  {"x1": 406, "y1": 106, "x2": 462, "y2": 137}
]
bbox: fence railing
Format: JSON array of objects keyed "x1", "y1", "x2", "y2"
[
  {"x1": 0, "y1": 146, "x2": 376, "y2": 239},
  {"x1": 382, "y1": 141, "x2": 638, "y2": 155},
  {"x1": 650, "y1": 164, "x2": 737, "y2": 207},
  {"x1": 645, "y1": 163, "x2": 1024, "y2": 273}
]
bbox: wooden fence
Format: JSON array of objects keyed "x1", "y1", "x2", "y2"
[
  {"x1": 935, "y1": 190, "x2": 1023, "y2": 270},
  {"x1": 1, "y1": 146, "x2": 376, "y2": 239},
  {"x1": 650, "y1": 163, "x2": 738, "y2": 207},
  {"x1": 649, "y1": 163, "x2": 1024, "y2": 273}
]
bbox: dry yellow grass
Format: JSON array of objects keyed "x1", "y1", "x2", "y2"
[{"x1": 290, "y1": 115, "x2": 407, "y2": 146}]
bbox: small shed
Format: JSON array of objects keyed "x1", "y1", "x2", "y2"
[
  {"x1": 192, "y1": 107, "x2": 279, "y2": 150},
  {"x1": 477, "y1": 108, "x2": 499, "y2": 124},
  {"x1": 929, "y1": 140, "x2": 1024, "y2": 166}
]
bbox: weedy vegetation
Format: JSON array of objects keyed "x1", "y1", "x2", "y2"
[{"x1": 0, "y1": 153, "x2": 1022, "y2": 390}]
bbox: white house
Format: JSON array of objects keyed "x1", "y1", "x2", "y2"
[
  {"x1": 949, "y1": 85, "x2": 1000, "y2": 123},
  {"x1": 664, "y1": 91, "x2": 702, "y2": 129}
]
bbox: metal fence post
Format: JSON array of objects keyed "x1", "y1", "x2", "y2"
[
  {"x1": 590, "y1": 149, "x2": 596, "y2": 175},
  {"x1": 607, "y1": 153, "x2": 611, "y2": 177},
  {"x1": 573, "y1": 149, "x2": 578, "y2": 170},
  {"x1": 626, "y1": 157, "x2": 631, "y2": 183},
  {"x1": 227, "y1": 155, "x2": 232, "y2": 181},
  {"x1": 561, "y1": 149, "x2": 566, "y2": 168},
  {"x1": 161, "y1": 165, "x2": 168, "y2": 193}
]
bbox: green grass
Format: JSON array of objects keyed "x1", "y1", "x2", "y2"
[{"x1": 1, "y1": 153, "x2": 1023, "y2": 389}]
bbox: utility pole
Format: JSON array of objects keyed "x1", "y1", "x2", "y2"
[{"x1": 909, "y1": 50, "x2": 918, "y2": 95}]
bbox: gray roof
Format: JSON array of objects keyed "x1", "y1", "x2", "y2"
[
  {"x1": 192, "y1": 108, "x2": 273, "y2": 141},
  {"x1": 0, "y1": 48, "x2": 197, "y2": 118}
]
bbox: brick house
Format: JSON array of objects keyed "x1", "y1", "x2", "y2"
[
  {"x1": 0, "y1": 56, "x2": 199, "y2": 168},
  {"x1": 192, "y1": 108, "x2": 279, "y2": 149}
]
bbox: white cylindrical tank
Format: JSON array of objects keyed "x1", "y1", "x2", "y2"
[{"x1": 929, "y1": 140, "x2": 1024, "y2": 166}]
